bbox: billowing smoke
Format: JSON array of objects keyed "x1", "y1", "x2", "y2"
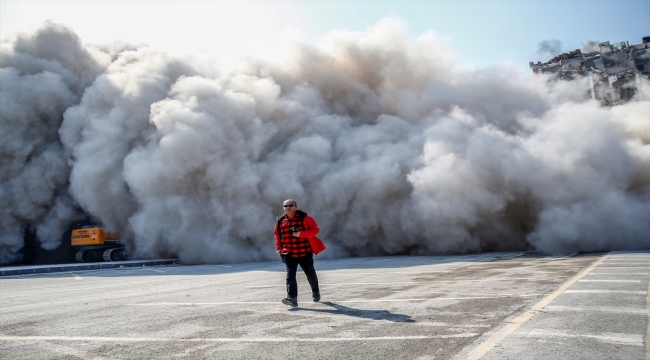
[
  {"x1": 582, "y1": 40, "x2": 601, "y2": 54},
  {"x1": 1, "y1": 20, "x2": 649, "y2": 264},
  {"x1": 534, "y1": 39, "x2": 563, "y2": 60}
]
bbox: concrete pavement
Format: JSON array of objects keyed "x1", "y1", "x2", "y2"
[{"x1": 0, "y1": 251, "x2": 647, "y2": 359}]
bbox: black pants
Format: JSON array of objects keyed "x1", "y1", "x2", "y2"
[{"x1": 284, "y1": 254, "x2": 319, "y2": 299}]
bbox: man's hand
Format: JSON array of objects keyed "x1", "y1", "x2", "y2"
[
  {"x1": 277, "y1": 250, "x2": 283, "y2": 257},
  {"x1": 292, "y1": 231, "x2": 300, "y2": 237}
]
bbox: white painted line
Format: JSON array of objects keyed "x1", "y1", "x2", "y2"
[
  {"x1": 596, "y1": 267, "x2": 648, "y2": 269},
  {"x1": 601, "y1": 264, "x2": 649, "y2": 267},
  {"x1": 579, "y1": 279, "x2": 641, "y2": 283},
  {"x1": 326, "y1": 273, "x2": 397, "y2": 275},
  {"x1": 247, "y1": 278, "x2": 558, "y2": 288},
  {"x1": 416, "y1": 322, "x2": 492, "y2": 328},
  {"x1": 338, "y1": 295, "x2": 542, "y2": 302},
  {"x1": 130, "y1": 302, "x2": 292, "y2": 305},
  {"x1": 67, "y1": 272, "x2": 83, "y2": 281},
  {"x1": 127, "y1": 295, "x2": 543, "y2": 306},
  {"x1": 534, "y1": 266, "x2": 592, "y2": 268},
  {"x1": 646, "y1": 277, "x2": 650, "y2": 360},
  {"x1": 0, "y1": 333, "x2": 479, "y2": 342},
  {"x1": 474, "y1": 278, "x2": 558, "y2": 281},
  {"x1": 513, "y1": 329, "x2": 643, "y2": 347},
  {"x1": 414, "y1": 292, "x2": 543, "y2": 297},
  {"x1": 544, "y1": 305, "x2": 648, "y2": 315},
  {"x1": 565, "y1": 290, "x2": 647, "y2": 295},
  {"x1": 607, "y1": 252, "x2": 650, "y2": 255},
  {"x1": 325, "y1": 272, "x2": 446, "y2": 275},
  {"x1": 589, "y1": 273, "x2": 648, "y2": 276},
  {"x1": 465, "y1": 253, "x2": 607, "y2": 360},
  {"x1": 337, "y1": 299, "x2": 431, "y2": 302},
  {"x1": 247, "y1": 282, "x2": 419, "y2": 288},
  {"x1": 604, "y1": 262, "x2": 649, "y2": 264},
  {"x1": 602, "y1": 256, "x2": 648, "y2": 258},
  {"x1": 546, "y1": 253, "x2": 579, "y2": 258},
  {"x1": 141, "y1": 268, "x2": 166, "y2": 273}
]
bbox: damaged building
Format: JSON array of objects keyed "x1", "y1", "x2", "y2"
[{"x1": 530, "y1": 37, "x2": 650, "y2": 105}]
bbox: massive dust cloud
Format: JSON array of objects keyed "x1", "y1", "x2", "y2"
[{"x1": 1, "y1": 20, "x2": 649, "y2": 264}]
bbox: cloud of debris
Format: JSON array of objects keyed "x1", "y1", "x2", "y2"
[
  {"x1": 1, "y1": 20, "x2": 649, "y2": 264},
  {"x1": 0, "y1": 22, "x2": 111, "y2": 263}
]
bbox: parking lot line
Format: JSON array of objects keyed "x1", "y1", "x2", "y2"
[
  {"x1": 126, "y1": 294, "x2": 543, "y2": 306},
  {"x1": 588, "y1": 272, "x2": 648, "y2": 275},
  {"x1": 543, "y1": 305, "x2": 648, "y2": 315},
  {"x1": 0, "y1": 333, "x2": 479, "y2": 343},
  {"x1": 564, "y1": 290, "x2": 646, "y2": 294},
  {"x1": 465, "y1": 253, "x2": 607, "y2": 360},
  {"x1": 646, "y1": 280, "x2": 650, "y2": 360},
  {"x1": 579, "y1": 279, "x2": 641, "y2": 283},
  {"x1": 67, "y1": 272, "x2": 83, "y2": 281},
  {"x1": 246, "y1": 278, "x2": 557, "y2": 288},
  {"x1": 512, "y1": 329, "x2": 643, "y2": 347}
]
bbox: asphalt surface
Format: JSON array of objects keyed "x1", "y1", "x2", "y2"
[{"x1": 0, "y1": 251, "x2": 648, "y2": 359}]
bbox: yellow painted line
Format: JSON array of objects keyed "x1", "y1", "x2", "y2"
[
  {"x1": 465, "y1": 253, "x2": 608, "y2": 360},
  {"x1": 0, "y1": 333, "x2": 479, "y2": 342},
  {"x1": 67, "y1": 272, "x2": 83, "y2": 281}
]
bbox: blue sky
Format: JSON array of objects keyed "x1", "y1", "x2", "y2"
[
  {"x1": 1, "y1": 0, "x2": 649, "y2": 70},
  {"x1": 286, "y1": 1, "x2": 649, "y2": 66}
]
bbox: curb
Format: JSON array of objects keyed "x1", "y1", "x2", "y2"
[{"x1": 0, "y1": 259, "x2": 180, "y2": 276}]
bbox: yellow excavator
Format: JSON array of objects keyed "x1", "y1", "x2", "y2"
[{"x1": 71, "y1": 226, "x2": 127, "y2": 262}]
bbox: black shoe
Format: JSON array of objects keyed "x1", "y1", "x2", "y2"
[
  {"x1": 282, "y1": 297, "x2": 298, "y2": 307},
  {"x1": 312, "y1": 293, "x2": 320, "y2": 302}
]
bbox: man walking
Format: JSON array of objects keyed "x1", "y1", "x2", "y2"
[{"x1": 274, "y1": 199, "x2": 325, "y2": 307}]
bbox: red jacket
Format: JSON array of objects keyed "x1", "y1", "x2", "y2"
[{"x1": 274, "y1": 211, "x2": 326, "y2": 256}]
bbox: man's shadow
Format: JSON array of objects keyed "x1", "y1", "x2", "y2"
[{"x1": 290, "y1": 301, "x2": 414, "y2": 323}]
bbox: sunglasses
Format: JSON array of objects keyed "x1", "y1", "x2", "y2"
[{"x1": 283, "y1": 204, "x2": 296, "y2": 208}]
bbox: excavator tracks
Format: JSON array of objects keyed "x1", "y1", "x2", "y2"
[
  {"x1": 102, "y1": 248, "x2": 126, "y2": 261},
  {"x1": 75, "y1": 246, "x2": 127, "y2": 263}
]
